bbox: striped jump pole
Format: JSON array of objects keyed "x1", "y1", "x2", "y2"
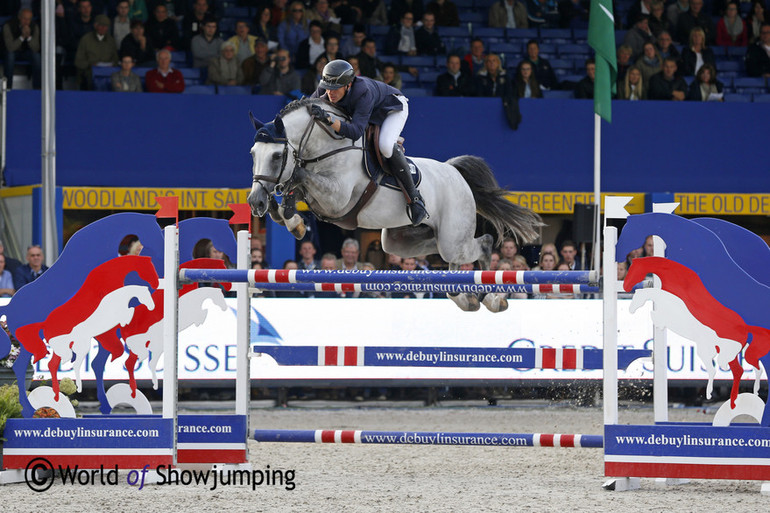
[
  {"x1": 179, "y1": 268, "x2": 599, "y2": 286},
  {"x1": 253, "y1": 429, "x2": 603, "y2": 448},
  {"x1": 251, "y1": 346, "x2": 651, "y2": 370},
  {"x1": 250, "y1": 282, "x2": 599, "y2": 295}
]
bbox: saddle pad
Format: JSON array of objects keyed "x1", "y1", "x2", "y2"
[{"x1": 363, "y1": 147, "x2": 422, "y2": 191}]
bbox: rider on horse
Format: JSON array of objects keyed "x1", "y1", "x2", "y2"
[{"x1": 309, "y1": 59, "x2": 429, "y2": 226}]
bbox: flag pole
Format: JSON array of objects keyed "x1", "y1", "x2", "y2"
[{"x1": 593, "y1": 113, "x2": 601, "y2": 273}]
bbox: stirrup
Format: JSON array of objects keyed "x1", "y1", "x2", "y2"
[{"x1": 406, "y1": 196, "x2": 429, "y2": 226}]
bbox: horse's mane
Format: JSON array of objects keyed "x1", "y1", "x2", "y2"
[{"x1": 278, "y1": 97, "x2": 347, "y2": 119}]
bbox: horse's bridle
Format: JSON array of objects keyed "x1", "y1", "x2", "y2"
[{"x1": 252, "y1": 103, "x2": 362, "y2": 198}]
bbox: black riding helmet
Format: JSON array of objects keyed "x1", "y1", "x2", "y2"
[{"x1": 320, "y1": 59, "x2": 355, "y2": 90}]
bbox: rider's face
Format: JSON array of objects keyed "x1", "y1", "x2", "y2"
[{"x1": 327, "y1": 84, "x2": 348, "y2": 103}]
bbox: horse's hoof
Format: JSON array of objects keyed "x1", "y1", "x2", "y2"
[
  {"x1": 448, "y1": 293, "x2": 480, "y2": 312},
  {"x1": 465, "y1": 294, "x2": 481, "y2": 312},
  {"x1": 290, "y1": 223, "x2": 306, "y2": 240},
  {"x1": 482, "y1": 293, "x2": 508, "y2": 313}
]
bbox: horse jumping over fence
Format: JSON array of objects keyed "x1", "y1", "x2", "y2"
[{"x1": 246, "y1": 98, "x2": 542, "y2": 313}]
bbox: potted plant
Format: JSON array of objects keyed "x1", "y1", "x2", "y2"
[{"x1": 0, "y1": 383, "x2": 24, "y2": 469}]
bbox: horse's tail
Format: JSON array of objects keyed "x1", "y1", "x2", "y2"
[{"x1": 447, "y1": 155, "x2": 542, "y2": 245}]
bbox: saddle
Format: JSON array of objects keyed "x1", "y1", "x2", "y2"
[{"x1": 363, "y1": 125, "x2": 422, "y2": 192}]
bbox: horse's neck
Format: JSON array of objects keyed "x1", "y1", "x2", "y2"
[{"x1": 285, "y1": 114, "x2": 365, "y2": 217}]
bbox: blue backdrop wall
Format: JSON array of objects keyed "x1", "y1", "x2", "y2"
[{"x1": 5, "y1": 90, "x2": 769, "y2": 194}]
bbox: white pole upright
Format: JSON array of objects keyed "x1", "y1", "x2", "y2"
[
  {"x1": 162, "y1": 224, "x2": 179, "y2": 463},
  {"x1": 235, "y1": 230, "x2": 251, "y2": 419},
  {"x1": 41, "y1": 0, "x2": 58, "y2": 263},
  {"x1": 603, "y1": 225, "x2": 618, "y2": 425}
]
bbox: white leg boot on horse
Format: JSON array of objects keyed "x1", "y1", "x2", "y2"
[
  {"x1": 268, "y1": 194, "x2": 306, "y2": 240},
  {"x1": 385, "y1": 145, "x2": 428, "y2": 226}
]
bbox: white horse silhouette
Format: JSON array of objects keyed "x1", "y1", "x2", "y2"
[
  {"x1": 47, "y1": 285, "x2": 155, "y2": 393},
  {"x1": 629, "y1": 288, "x2": 762, "y2": 399},
  {"x1": 123, "y1": 287, "x2": 228, "y2": 388}
]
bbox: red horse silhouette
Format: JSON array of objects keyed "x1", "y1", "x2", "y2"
[{"x1": 625, "y1": 257, "x2": 770, "y2": 408}]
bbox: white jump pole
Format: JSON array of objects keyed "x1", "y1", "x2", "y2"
[
  {"x1": 235, "y1": 230, "x2": 250, "y2": 417},
  {"x1": 162, "y1": 224, "x2": 179, "y2": 464},
  {"x1": 602, "y1": 225, "x2": 618, "y2": 426}
]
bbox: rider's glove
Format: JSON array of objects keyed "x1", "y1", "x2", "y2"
[{"x1": 310, "y1": 104, "x2": 333, "y2": 126}]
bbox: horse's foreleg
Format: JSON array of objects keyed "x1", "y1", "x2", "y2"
[
  {"x1": 48, "y1": 354, "x2": 61, "y2": 402},
  {"x1": 126, "y1": 352, "x2": 139, "y2": 399}
]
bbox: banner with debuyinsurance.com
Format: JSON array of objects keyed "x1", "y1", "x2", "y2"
[{"x1": 8, "y1": 298, "x2": 754, "y2": 383}]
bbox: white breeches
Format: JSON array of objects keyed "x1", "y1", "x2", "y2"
[{"x1": 378, "y1": 95, "x2": 409, "y2": 158}]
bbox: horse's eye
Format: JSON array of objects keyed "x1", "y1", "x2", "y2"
[{"x1": 272, "y1": 152, "x2": 282, "y2": 161}]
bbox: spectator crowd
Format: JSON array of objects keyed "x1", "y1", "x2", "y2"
[{"x1": 2, "y1": 0, "x2": 768, "y2": 100}]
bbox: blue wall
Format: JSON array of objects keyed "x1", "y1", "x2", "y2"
[{"x1": 5, "y1": 91, "x2": 769, "y2": 193}]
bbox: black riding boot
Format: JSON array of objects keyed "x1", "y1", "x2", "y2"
[{"x1": 386, "y1": 144, "x2": 428, "y2": 226}]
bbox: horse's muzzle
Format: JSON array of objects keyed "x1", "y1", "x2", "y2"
[{"x1": 248, "y1": 186, "x2": 268, "y2": 217}]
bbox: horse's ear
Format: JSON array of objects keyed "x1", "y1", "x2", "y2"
[
  {"x1": 249, "y1": 111, "x2": 264, "y2": 131},
  {"x1": 274, "y1": 115, "x2": 285, "y2": 136}
]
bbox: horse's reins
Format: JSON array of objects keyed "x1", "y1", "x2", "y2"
[{"x1": 252, "y1": 103, "x2": 362, "y2": 198}]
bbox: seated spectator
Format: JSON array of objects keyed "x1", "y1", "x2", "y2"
[
  {"x1": 616, "y1": 44, "x2": 633, "y2": 84},
  {"x1": 296, "y1": 20, "x2": 326, "y2": 70},
  {"x1": 127, "y1": 0, "x2": 149, "y2": 22},
  {"x1": 306, "y1": 0, "x2": 342, "y2": 35},
  {"x1": 145, "y1": 48, "x2": 185, "y2": 92},
  {"x1": 559, "y1": 240, "x2": 581, "y2": 270},
  {"x1": 348, "y1": 55, "x2": 362, "y2": 75},
  {"x1": 573, "y1": 58, "x2": 595, "y2": 99},
  {"x1": 513, "y1": 60, "x2": 542, "y2": 98},
  {"x1": 635, "y1": 41, "x2": 662, "y2": 87},
  {"x1": 321, "y1": 35, "x2": 342, "y2": 62},
  {"x1": 3, "y1": 8, "x2": 41, "y2": 89},
  {"x1": 253, "y1": 6, "x2": 278, "y2": 44},
  {"x1": 111, "y1": 53, "x2": 142, "y2": 91},
  {"x1": 475, "y1": 53, "x2": 513, "y2": 97},
  {"x1": 13, "y1": 245, "x2": 48, "y2": 291},
  {"x1": 666, "y1": 0, "x2": 688, "y2": 39},
  {"x1": 270, "y1": 0, "x2": 288, "y2": 27},
  {"x1": 297, "y1": 240, "x2": 320, "y2": 270},
  {"x1": 342, "y1": 23, "x2": 366, "y2": 57},
  {"x1": 488, "y1": 0, "x2": 529, "y2": 28},
  {"x1": 462, "y1": 38, "x2": 486, "y2": 76},
  {"x1": 680, "y1": 27, "x2": 715, "y2": 76},
  {"x1": 416, "y1": 12, "x2": 446, "y2": 55},
  {"x1": 617, "y1": 65, "x2": 645, "y2": 99},
  {"x1": 717, "y1": 1, "x2": 748, "y2": 46},
  {"x1": 356, "y1": 37, "x2": 385, "y2": 78},
  {"x1": 302, "y1": 54, "x2": 328, "y2": 94},
  {"x1": 0, "y1": 255, "x2": 14, "y2": 297},
  {"x1": 68, "y1": 0, "x2": 96, "y2": 51},
  {"x1": 525, "y1": 0, "x2": 559, "y2": 28},
  {"x1": 356, "y1": 0, "x2": 389, "y2": 26},
  {"x1": 648, "y1": 56, "x2": 687, "y2": 99},
  {"x1": 655, "y1": 30, "x2": 680, "y2": 64},
  {"x1": 389, "y1": 0, "x2": 425, "y2": 26},
  {"x1": 625, "y1": 0, "x2": 651, "y2": 28},
  {"x1": 314, "y1": 253, "x2": 343, "y2": 297},
  {"x1": 228, "y1": 20, "x2": 258, "y2": 64},
  {"x1": 435, "y1": 53, "x2": 475, "y2": 96},
  {"x1": 686, "y1": 62, "x2": 723, "y2": 100},
  {"x1": 426, "y1": 0, "x2": 460, "y2": 26},
  {"x1": 500, "y1": 237, "x2": 518, "y2": 260},
  {"x1": 648, "y1": 0, "x2": 668, "y2": 38},
  {"x1": 207, "y1": 42, "x2": 244, "y2": 86},
  {"x1": 522, "y1": 40, "x2": 557, "y2": 90},
  {"x1": 746, "y1": 22, "x2": 770, "y2": 76},
  {"x1": 75, "y1": 14, "x2": 118, "y2": 90},
  {"x1": 539, "y1": 242, "x2": 557, "y2": 262},
  {"x1": 146, "y1": 3, "x2": 180, "y2": 50},
  {"x1": 278, "y1": 2, "x2": 310, "y2": 58},
  {"x1": 337, "y1": 238, "x2": 360, "y2": 270},
  {"x1": 0, "y1": 241, "x2": 21, "y2": 275},
  {"x1": 121, "y1": 20, "x2": 157, "y2": 66},
  {"x1": 676, "y1": 0, "x2": 714, "y2": 45},
  {"x1": 182, "y1": 0, "x2": 211, "y2": 51},
  {"x1": 748, "y1": 0, "x2": 766, "y2": 44},
  {"x1": 379, "y1": 62, "x2": 402, "y2": 88},
  {"x1": 190, "y1": 17, "x2": 221, "y2": 68},
  {"x1": 242, "y1": 39, "x2": 271, "y2": 85},
  {"x1": 113, "y1": 0, "x2": 132, "y2": 48},
  {"x1": 259, "y1": 47, "x2": 301, "y2": 95},
  {"x1": 623, "y1": 14, "x2": 655, "y2": 60},
  {"x1": 385, "y1": 11, "x2": 417, "y2": 55},
  {"x1": 558, "y1": 0, "x2": 589, "y2": 29}
]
